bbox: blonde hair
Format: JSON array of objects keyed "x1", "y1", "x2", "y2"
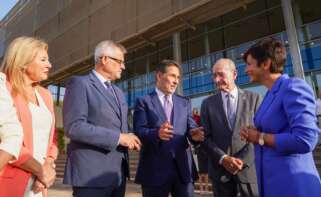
[{"x1": 0, "y1": 36, "x2": 48, "y2": 99}]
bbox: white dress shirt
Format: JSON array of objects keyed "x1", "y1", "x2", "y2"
[
  {"x1": 93, "y1": 70, "x2": 111, "y2": 89},
  {"x1": 0, "y1": 72, "x2": 23, "y2": 159}
]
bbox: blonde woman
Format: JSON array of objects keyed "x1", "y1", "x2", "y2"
[
  {"x1": 0, "y1": 72, "x2": 23, "y2": 170},
  {"x1": 0, "y1": 36, "x2": 58, "y2": 197}
]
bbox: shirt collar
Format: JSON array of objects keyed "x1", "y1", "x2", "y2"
[
  {"x1": 93, "y1": 70, "x2": 111, "y2": 87},
  {"x1": 221, "y1": 86, "x2": 238, "y2": 99},
  {"x1": 155, "y1": 88, "x2": 173, "y2": 101}
]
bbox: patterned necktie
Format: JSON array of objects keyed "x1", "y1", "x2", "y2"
[
  {"x1": 226, "y1": 93, "x2": 235, "y2": 129},
  {"x1": 164, "y1": 95, "x2": 173, "y2": 123}
]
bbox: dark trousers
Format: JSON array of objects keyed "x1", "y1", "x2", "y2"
[
  {"x1": 142, "y1": 161, "x2": 194, "y2": 197},
  {"x1": 212, "y1": 179, "x2": 258, "y2": 197},
  {"x1": 72, "y1": 161, "x2": 127, "y2": 197}
]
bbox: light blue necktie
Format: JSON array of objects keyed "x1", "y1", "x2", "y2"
[
  {"x1": 226, "y1": 93, "x2": 235, "y2": 129},
  {"x1": 163, "y1": 95, "x2": 172, "y2": 123}
]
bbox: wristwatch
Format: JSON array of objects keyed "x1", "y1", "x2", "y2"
[{"x1": 258, "y1": 132, "x2": 265, "y2": 146}]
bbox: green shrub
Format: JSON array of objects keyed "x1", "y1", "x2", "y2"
[{"x1": 56, "y1": 127, "x2": 65, "y2": 154}]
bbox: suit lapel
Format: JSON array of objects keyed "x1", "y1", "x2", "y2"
[
  {"x1": 89, "y1": 72, "x2": 121, "y2": 118},
  {"x1": 255, "y1": 75, "x2": 285, "y2": 128},
  {"x1": 150, "y1": 91, "x2": 167, "y2": 123},
  {"x1": 233, "y1": 88, "x2": 245, "y2": 132},
  {"x1": 172, "y1": 94, "x2": 179, "y2": 129}
]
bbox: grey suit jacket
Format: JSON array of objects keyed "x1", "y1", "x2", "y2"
[{"x1": 201, "y1": 88, "x2": 261, "y2": 183}]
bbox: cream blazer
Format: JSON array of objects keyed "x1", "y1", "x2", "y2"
[{"x1": 0, "y1": 72, "x2": 23, "y2": 159}]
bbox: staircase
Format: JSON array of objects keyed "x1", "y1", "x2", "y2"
[
  {"x1": 55, "y1": 146, "x2": 321, "y2": 194},
  {"x1": 54, "y1": 151, "x2": 214, "y2": 194},
  {"x1": 55, "y1": 154, "x2": 67, "y2": 182}
]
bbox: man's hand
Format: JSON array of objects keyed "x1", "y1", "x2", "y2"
[
  {"x1": 32, "y1": 179, "x2": 45, "y2": 194},
  {"x1": 159, "y1": 122, "x2": 174, "y2": 141},
  {"x1": 119, "y1": 133, "x2": 141, "y2": 151},
  {"x1": 222, "y1": 156, "x2": 243, "y2": 175},
  {"x1": 190, "y1": 127, "x2": 204, "y2": 142}
]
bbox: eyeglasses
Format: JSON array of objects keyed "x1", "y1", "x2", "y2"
[{"x1": 100, "y1": 56, "x2": 125, "y2": 65}]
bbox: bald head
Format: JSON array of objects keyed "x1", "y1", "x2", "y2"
[
  {"x1": 213, "y1": 58, "x2": 236, "y2": 71},
  {"x1": 212, "y1": 58, "x2": 237, "y2": 92}
]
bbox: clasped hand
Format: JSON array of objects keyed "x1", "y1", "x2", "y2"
[
  {"x1": 33, "y1": 158, "x2": 56, "y2": 194},
  {"x1": 222, "y1": 156, "x2": 243, "y2": 175}
]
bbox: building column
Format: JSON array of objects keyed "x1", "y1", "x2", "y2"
[
  {"x1": 173, "y1": 32, "x2": 183, "y2": 95},
  {"x1": 56, "y1": 84, "x2": 61, "y2": 106},
  {"x1": 204, "y1": 25, "x2": 210, "y2": 56},
  {"x1": 204, "y1": 24, "x2": 212, "y2": 68},
  {"x1": 281, "y1": 0, "x2": 305, "y2": 79}
]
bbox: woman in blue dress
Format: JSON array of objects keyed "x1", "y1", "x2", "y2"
[{"x1": 240, "y1": 38, "x2": 321, "y2": 197}]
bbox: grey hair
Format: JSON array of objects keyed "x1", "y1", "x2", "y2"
[
  {"x1": 94, "y1": 40, "x2": 127, "y2": 64},
  {"x1": 213, "y1": 58, "x2": 236, "y2": 71}
]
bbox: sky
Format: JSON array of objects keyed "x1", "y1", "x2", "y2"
[{"x1": 0, "y1": 0, "x2": 18, "y2": 20}]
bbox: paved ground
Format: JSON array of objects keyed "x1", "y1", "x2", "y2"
[
  {"x1": 48, "y1": 180, "x2": 212, "y2": 197},
  {"x1": 47, "y1": 181, "x2": 142, "y2": 197}
]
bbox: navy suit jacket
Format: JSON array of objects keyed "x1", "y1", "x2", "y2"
[
  {"x1": 133, "y1": 91, "x2": 198, "y2": 187},
  {"x1": 63, "y1": 71, "x2": 129, "y2": 187}
]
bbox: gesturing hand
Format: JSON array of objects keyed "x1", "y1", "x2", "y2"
[
  {"x1": 190, "y1": 127, "x2": 204, "y2": 142},
  {"x1": 159, "y1": 122, "x2": 174, "y2": 141}
]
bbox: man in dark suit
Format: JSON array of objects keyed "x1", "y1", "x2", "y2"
[
  {"x1": 63, "y1": 40, "x2": 141, "y2": 197},
  {"x1": 133, "y1": 60, "x2": 204, "y2": 197},
  {"x1": 201, "y1": 58, "x2": 261, "y2": 197}
]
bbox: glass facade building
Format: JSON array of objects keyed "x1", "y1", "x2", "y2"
[
  {"x1": 3, "y1": 0, "x2": 321, "y2": 112},
  {"x1": 107, "y1": 0, "x2": 321, "y2": 109}
]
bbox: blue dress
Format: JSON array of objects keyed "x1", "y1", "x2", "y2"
[{"x1": 254, "y1": 74, "x2": 321, "y2": 197}]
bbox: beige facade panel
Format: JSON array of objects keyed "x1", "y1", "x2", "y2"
[
  {"x1": 5, "y1": 3, "x2": 36, "y2": 42},
  {"x1": 88, "y1": 5, "x2": 112, "y2": 52},
  {"x1": 36, "y1": 0, "x2": 61, "y2": 30},
  {"x1": 136, "y1": 0, "x2": 172, "y2": 31},
  {"x1": 89, "y1": 0, "x2": 113, "y2": 15},
  {"x1": 110, "y1": 0, "x2": 137, "y2": 42},
  {"x1": 59, "y1": 0, "x2": 90, "y2": 34},
  {"x1": 35, "y1": 15, "x2": 60, "y2": 43},
  {"x1": 173, "y1": 0, "x2": 208, "y2": 12},
  {"x1": 52, "y1": 19, "x2": 89, "y2": 72}
]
